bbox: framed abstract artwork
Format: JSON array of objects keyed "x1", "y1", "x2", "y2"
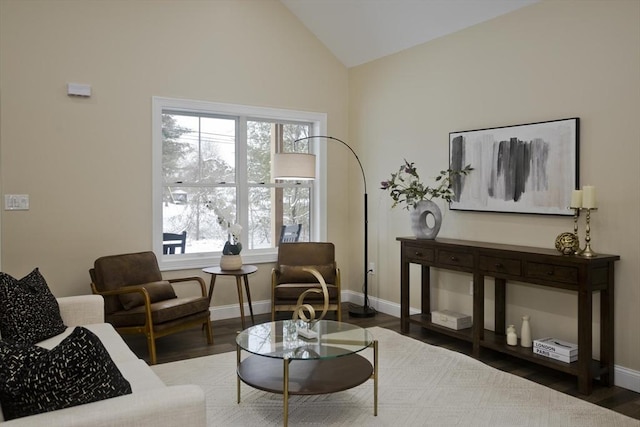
[{"x1": 449, "y1": 118, "x2": 579, "y2": 215}]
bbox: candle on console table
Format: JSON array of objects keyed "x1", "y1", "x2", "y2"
[
  {"x1": 582, "y1": 185, "x2": 597, "y2": 209},
  {"x1": 570, "y1": 190, "x2": 582, "y2": 208}
]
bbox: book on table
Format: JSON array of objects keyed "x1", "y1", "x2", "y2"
[
  {"x1": 533, "y1": 346, "x2": 577, "y2": 363},
  {"x1": 533, "y1": 337, "x2": 578, "y2": 356}
]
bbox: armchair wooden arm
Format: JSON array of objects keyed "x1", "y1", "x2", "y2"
[{"x1": 168, "y1": 276, "x2": 207, "y2": 297}]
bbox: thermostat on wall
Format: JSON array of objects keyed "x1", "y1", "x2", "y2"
[{"x1": 67, "y1": 83, "x2": 91, "y2": 97}]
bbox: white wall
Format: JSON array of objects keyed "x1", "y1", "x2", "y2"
[
  {"x1": 350, "y1": 0, "x2": 640, "y2": 376},
  {"x1": 0, "y1": 0, "x2": 350, "y2": 306}
]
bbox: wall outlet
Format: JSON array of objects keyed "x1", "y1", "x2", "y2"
[
  {"x1": 369, "y1": 262, "x2": 375, "y2": 275},
  {"x1": 469, "y1": 281, "x2": 474, "y2": 295}
]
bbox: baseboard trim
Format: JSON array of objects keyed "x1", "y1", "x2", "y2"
[{"x1": 209, "y1": 291, "x2": 640, "y2": 393}]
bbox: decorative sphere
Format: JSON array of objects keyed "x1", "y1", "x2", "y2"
[{"x1": 555, "y1": 232, "x2": 579, "y2": 255}]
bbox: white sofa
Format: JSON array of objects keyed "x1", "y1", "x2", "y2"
[{"x1": 0, "y1": 295, "x2": 206, "y2": 427}]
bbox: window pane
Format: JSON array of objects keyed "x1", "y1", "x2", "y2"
[
  {"x1": 283, "y1": 186, "x2": 310, "y2": 241},
  {"x1": 247, "y1": 121, "x2": 272, "y2": 184},
  {"x1": 247, "y1": 186, "x2": 310, "y2": 249},
  {"x1": 162, "y1": 113, "x2": 236, "y2": 184},
  {"x1": 163, "y1": 186, "x2": 236, "y2": 254}
]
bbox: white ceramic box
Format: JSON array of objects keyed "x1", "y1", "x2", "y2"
[{"x1": 431, "y1": 310, "x2": 472, "y2": 330}]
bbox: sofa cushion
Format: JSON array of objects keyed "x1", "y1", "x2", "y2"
[
  {"x1": 278, "y1": 264, "x2": 336, "y2": 284},
  {"x1": 37, "y1": 323, "x2": 139, "y2": 364},
  {"x1": 0, "y1": 268, "x2": 66, "y2": 344},
  {"x1": 118, "y1": 280, "x2": 177, "y2": 310},
  {"x1": 0, "y1": 326, "x2": 132, "y2": 420}
]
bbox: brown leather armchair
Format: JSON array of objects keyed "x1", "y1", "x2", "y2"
[
  {"x1": 271, "y1": 242, "x2": 341, "y2": 321},
  {"x1": 89, "y1": 251, "x2": 213, "y2": 364}
]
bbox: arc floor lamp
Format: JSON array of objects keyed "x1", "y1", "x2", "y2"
[{"x1": 273, "y1": 136, "x2": 376, "y2": 318}]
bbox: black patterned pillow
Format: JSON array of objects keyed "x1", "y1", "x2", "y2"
[
  {"x1": 0, "y1": 268, "x2": 66, "y2": 344},
  {"x1": 0, "y1": 326, "x2": 132, "y2": 420}
]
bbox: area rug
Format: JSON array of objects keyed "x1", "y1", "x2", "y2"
[{"x1": 152, "y1": 327, "x2": 638, "y2": 426}]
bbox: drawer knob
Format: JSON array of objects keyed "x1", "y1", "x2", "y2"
[
  {"x1": 450, "y1": 256, "x2": 458, "y2": 261},
  {"x1": 547, "y1": 270, "x2": 554, "y2": 276},
  {"x1": 495, "y1": 263, "x2": 504, "y2": 269},
  {"x1": 415, "y1": 251, "x2": 423, "y2": 257}
]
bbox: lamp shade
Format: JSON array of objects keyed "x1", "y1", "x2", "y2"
[{"x1": 273, "y1": 153, "x2": 316, "y2": 180}]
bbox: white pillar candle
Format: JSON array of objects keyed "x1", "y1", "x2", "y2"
[
  {"x1": 570, "y1": 190, "x2": 582, "y2": 208},
  {"x1": 582, "y1": 185, "x2": 597, "y2": 208}
]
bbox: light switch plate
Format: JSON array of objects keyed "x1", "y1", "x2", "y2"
[{"x1": 5, "y1": 194, "x2": 29, "y2": 210}]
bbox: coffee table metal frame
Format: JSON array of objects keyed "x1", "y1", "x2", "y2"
[{"x1": 235, "y1": 320, "x2": 378, "y2": 426}]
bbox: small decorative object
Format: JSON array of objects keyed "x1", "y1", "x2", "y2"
[
  {"x1": 292, "y1": 268, "x2": 329, "y2": 340},
  {"x1": 380, "y1": 159, "x2": 472, "y2": 239},
  {"x1": 555, "y1": 232, "x2": 579, "y2": 255},
  {"x1": 520, "y1": 315, "x2": 532, "y2": 348},
  {"x1": 410, "y1": 200, "x2": 442, "y2": 239},
  {"x1": 431, "y1": 309, "x2": 472, "y2": 330},
  {"x1": 506, "y1": 325, "x2": 518, "y2": 346},
  {"x1": 210, "y1": 204, "x2": 243, "y2": 270},
  {"x1": 219, "y1": 254, "x2": 242, "y2": 271},
  {"x1": 579, "y1": 185, "x2": 598, "y2": 258}
]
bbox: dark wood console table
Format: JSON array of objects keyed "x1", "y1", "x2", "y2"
[{"x1": 397, "y1": 237, "x2": 620, "y2": 395}]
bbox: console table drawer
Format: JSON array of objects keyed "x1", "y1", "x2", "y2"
[
  {"x1": 526, "y1": 262, "x2": 578, "y2": 284},
  {"x1": 438, "y1": 250, "x2": 474, "y2": 269},
  {"x1": 479, "y1": 255, "x2": 522, "y2": 276},
  {"x1": 402, "y1": 244, "x2": 434, "y2": 263}
]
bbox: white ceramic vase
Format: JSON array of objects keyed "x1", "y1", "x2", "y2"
[
  {"x1": 220, "y1": 254, "x2": 242, "y2": 271},
  {"x1": 410, "y1": 200, "x2": 442, "y2": 239},
  {"x1": 506, "y1": 324, "x2": 518, "y2": 346},
  {"x1": 520, "y1": 315, "x2": 532, "y2": 347}
]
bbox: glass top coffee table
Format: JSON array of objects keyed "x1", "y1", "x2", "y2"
[{"x1": 236, "y1": 320, "x2": 378, "y2": 426}]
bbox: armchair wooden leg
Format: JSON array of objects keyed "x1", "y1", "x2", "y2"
[
  {"x1": 147, "y1": 334, "x2": 157, "y2": 365},
  {"x1": 204, "y1": 319, "x2": 214, "y2": 345}
]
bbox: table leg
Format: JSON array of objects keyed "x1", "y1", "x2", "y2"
[
  {"x1": 207, "y1": 274, "x2": 217, "y2": 305},
  {"x1": 373, "y1": 340, "x2": 378, "y2": 416},
  {"x1": 236, "y1": 276, "x2": 246, "y2": 330},
  {"x1": 283, "y1": 358, "x2": 290, "y2": 427},
  {"x1": 236, "y1": 343, "x2": 241, "y2": 404},
  {"x1": 243, "y1": 274, "x2": 255, "y2": 325},
  {"x1": 203, "y1": 275, "x2": 217, "y2": 332}
]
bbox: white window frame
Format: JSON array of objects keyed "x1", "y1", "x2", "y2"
[{"x1": 152, "y1": 96, "x2": 327, "y2": 271}]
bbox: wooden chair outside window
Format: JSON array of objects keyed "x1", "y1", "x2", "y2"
[
  {"x1": 279, "y1": 224, "x2": 302, "y2": 243},
  {"x1": 163, "y1": 231, "x2": 187, "y2": 254}
]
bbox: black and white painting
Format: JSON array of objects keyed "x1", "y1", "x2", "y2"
[{"x1": 449, "y1": 118, "x2": 579, "y2": 215}]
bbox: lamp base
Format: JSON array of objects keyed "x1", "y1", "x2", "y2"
[{"x1": 348, "y1": 303, "x2": 376, "y2": 318}]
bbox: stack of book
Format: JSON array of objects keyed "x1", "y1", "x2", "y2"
[{"x1": 533, "y1": 337, "x2": 578, "y2": 363}]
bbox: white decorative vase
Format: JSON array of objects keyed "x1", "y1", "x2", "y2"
[
  {"x1": 520, "y1": 315, "x2": 532, "y2": 347},
  {"x1": 220, "y1": 254, "x2": 242, "y2": 270},
  {"x1": 506, "y1": 324, "x2": 518, "y2": 346},
  {"x1": 410, "y1": 200, "x2": 442, "y2": 239}
]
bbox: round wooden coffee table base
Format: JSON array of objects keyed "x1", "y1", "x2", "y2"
[
  {"x1": 236, "y1": 343, "x2": 377, "y2": 427},
  {"x1": 238, "y1": 353, "x2": 373, "y2": 395}
]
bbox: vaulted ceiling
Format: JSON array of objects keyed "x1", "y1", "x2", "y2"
[{"x1": 280, "y1": 0, "x2": 539, "y2": 67}]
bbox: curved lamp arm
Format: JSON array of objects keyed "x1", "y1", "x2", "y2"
[{"x1": 293, "y1": 136, "x2": 367, "y2": 193}]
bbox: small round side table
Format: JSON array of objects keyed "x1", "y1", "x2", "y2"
[{"x1": 202, "y1": 265, "x2": 258, "y2": 330}]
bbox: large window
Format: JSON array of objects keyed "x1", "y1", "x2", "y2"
[{"x1": 152, "y1": 97, "x2": 327, "y2": 270}]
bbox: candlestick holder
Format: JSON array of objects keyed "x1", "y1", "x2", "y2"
[
  {"x1": 571, "y1": 207, "x2": 580, "y2": 239},
  {"x1": 579, "y1": 208, "x2": 598, "y2": 257}
]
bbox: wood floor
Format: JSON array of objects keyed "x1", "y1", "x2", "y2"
[{"x1": 122, "y1": 305, "x2": 640, "y2": 421}]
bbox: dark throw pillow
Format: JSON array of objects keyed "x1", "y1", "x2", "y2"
[
  {"x1": 117, "y1": 280, "x2": 177, "y2": 310},
  {"x1": 0, "y1": 326, "x2": 132, "y2": 420},
  {"x1": 0, "y1": 268, "x2": 66, "y2": 344}
]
